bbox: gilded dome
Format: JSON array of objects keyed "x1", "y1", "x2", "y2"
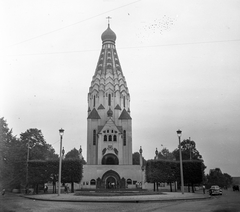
[{"x1": 101, "y1": 25, "x2": 116, "y2": 43}]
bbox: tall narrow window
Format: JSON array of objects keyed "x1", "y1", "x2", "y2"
[
  {"x1": 123, "y1": 96, "x2": 126, "y2": 108},
  {"x1": 93, "y1": 130, "x2": 96, "y2": 145},
  {"x1": 123, "y1": 130, "x2": 126, "y2": 146},
  {"x1": 108, "y1": 94, "x2": 111, "y2": 106},
  {"x1": 93, "y1": 96, "x2": 96, "y2": 107},
  {"x1": 104, "y1": 135, "x2": 107, "y2": 141}
]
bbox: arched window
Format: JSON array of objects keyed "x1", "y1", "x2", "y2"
[
  {"x1": 113, "y1": 135, "x2": 117, "y2": 141},
  {"x1": 127, "y1": 179, "x2": 132, "y2": 185},
  {"x1": 90, "y1": 179, "x2": 96, "y2": 185},
  {"x1": 104, "y1": 135, "x2": 107, "y2": 141},
  {"x1": 108, "y1": 94, "x2": 111, "y2": 106},
  {"x1": 109, "y1": 135, "x2": 112, "y2": 141},
  {"x1": 123, "y1": 130, "x2": 126, "y2": 146},
  {"x1": 93, "y1": 130, "x2": 96, "y2": 145}
]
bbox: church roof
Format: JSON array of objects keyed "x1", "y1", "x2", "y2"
[
  {"x1": 98, "y1": 104, "x2": 105, "y2": 110},
  {"x1": 115, "y1": 104, "x2": 121, "y2": 110},
  {"x1": 87, "y1": 108, "x2": 101, "y2": 119},
  {"x1": 119, "y1": 109, "x2": 132, "y2": 120},
  {"x1": 88, "y1": 24, "x2": 130, "y2": 98},
  {"x1": 98, "y1": 126, "x2": 104, "y2": 133},
  {"x1": 101, "y1": 25, "x2": 116, "y2": 43}
]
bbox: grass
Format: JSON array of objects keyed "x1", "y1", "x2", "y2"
[{"x1": 74, "y1": 189, "x2": 165, "y2": 196}]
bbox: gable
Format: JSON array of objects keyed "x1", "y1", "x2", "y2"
[
  {"x1": 99, "y1": 118, "x2": 121, "y2": 133},
  {"x1": 87, "y1": 108, "x2": 101, "y2": 119},
  {"x1": 119, "y1": 109, "x2": 132, "y2": 120},
  {"x1": 98, "y1": 104, "x2": 105, "y2": 110}
]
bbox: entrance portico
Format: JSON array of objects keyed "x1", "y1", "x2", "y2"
[{"x1": 102, "y1": 170, "x2": 120, "y2": 189}]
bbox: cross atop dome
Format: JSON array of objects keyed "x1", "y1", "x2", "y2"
[{"x1": 106, "y1": 16, "x2": 112, "y2": 27}]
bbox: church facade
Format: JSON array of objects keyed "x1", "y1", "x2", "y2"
[{"x1": 80, "y1": 24, "x2": 144, "y2": 189}]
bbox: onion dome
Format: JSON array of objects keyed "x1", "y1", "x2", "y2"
[
  {"x1": 107, "y1": 108, "x2": 113, "y2": 117},
  {"x1": 101, "y1": 25, "x2": 116, "y2": 43}
]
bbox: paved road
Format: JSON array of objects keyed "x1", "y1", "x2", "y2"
[{"x1": 0, "y1": 190, "x2": 239, "y2": 212}]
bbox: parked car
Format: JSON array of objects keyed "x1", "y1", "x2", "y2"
[
  {"x1": 209, "y1": 185, "x2": 222, "y2": 195},
  {"x1": 232, "y1": 185, "x2": 239, "y2": 191}
]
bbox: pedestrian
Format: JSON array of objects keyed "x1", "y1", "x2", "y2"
[
  {"x1": 202, "y1": 185, "x2": 205, "y2": 194},
  {"x1": 44, "y1": 184, "x2": 48, "y2": 193},
  {"x1": 2, "y1": 189, "x2": 5, "y2": 196},
  {"x1": 64, "y1": 184, "x2": 68, "y2": 194}
]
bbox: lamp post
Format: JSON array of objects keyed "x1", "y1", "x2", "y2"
[
  {"x1": 26, "y1": 140, "x2": 30, "y2": 192},
  {"x1": 188, "y1": 137, "x2": 192, "y2": 160},
  {"x1": 58, "y1": 128, "x2": 64, "y2": 196},
  {"x1": 177, "y1": 129, "x2": 184, "y2": 194}
]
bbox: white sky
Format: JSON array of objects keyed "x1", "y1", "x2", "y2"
[{"x1": 1, "y1": 0, "x2": 240, "y2": 176}]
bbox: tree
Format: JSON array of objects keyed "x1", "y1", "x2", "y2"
[
  {"x1": 223, "y1": 173, "x2": 233, "y2": 188},
  {"x1": 62, "y1": 159, "x2": 83, "y2": 192},
  {"x1": 20, "y1": 129, "x2": 58, "y2": 160},
  {"x1": 65, "y1": 148, "x2": 87, "y2": 164},
  {"x1": 146, "y1": 160, "x2": 178, "y2": 192},
  {"x1": 158, "y1": 148, "x2": 175, "y2": 160},
  {"x1": 1, "y1": 123, "x2": 59, "y2": 190},
  {"x1": 172, "y1": 138, "x2": 203, "y2": 161},
  {"x1": 0, "y1": 117, "x2": 25, "y2": 190},
  {"x1": 65, "y1": 148, "x2": 80, "y2": 159},
  {"x1": 132, "y1": 152, "x2": 146, "y2": 165},
  {"x1": 206, "y1": 168, "x2": 232, "y2": 188},
  {"x1": 182, "y1": 160, "x2": 204, "y2": 192},
  {"x1": 146, "y1": 159, "x2": 204, "y2": 192},
  {"x1": 28, "y1": 159, "x2": 83, "y2": 193}
]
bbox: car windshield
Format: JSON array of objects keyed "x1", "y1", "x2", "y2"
[{"x1": 211, "y1": 186, "x2": 219, "y2": 189}]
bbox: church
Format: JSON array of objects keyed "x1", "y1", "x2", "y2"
[{"x1": 80, "y1": 22, "x2": 144, "y2": 189}]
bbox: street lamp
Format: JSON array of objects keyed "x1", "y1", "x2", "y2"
[
  {"x1": 177, "y1": 129, "x2": 184, "y2": 194},
  {"x1": 26, "y1": 140, "x2": 30, "y2": 193},
  {"x1": 187, "y1": 137, "x2": 192, "y2": 160},
  {"x1": 58, "y1": 128, "x2": 64, "y2": 196}
]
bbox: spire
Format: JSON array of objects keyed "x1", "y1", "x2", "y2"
[{"x1": 106, "y1": 16, "x2": 111, "y2": 28}]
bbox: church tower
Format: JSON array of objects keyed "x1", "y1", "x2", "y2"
[
  {"x1": 87, "y1": 22, "x2": 132, "y2": 166},
  {"x1": 81, "y1": 22, "x2": 143, "y2": 190}
]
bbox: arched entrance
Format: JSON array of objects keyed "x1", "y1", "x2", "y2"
[
  {"x1": 102, "y1": 170, "x2": 121, "y2": 189},
  {"x1": 102, "y1": 153, "x2": 119, "y2": 165},
  {"x1": 106, "y1": 176, "x2": 117, "y2": 189}
]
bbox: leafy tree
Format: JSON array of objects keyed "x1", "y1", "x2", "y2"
[
  {"x1": 182, "y1": 160, "x2": 204, "y2": 192},
  {"x1": 28, "y1": 159, "x2": 83, "y2": 193},
  {"x1": 158, "y1": 148, "x2": 175, "y2": 160},
  {"x1": 223, "y1": 173, "x2": 233, "y2": 188},
  {"x1": 146, "y1": 159, "x2": 204, "y2": 192},
  {"x1": 62, "y1": 159, "x2": 83, "y2": 192},
  {"x1": 132, "y1": 152, "x2": 146, "y2": 165},
  {"x1": 0, "y1": 118, "x2": 25, "y2": 190},
  {"x1": 172, "y1": 138, "x2": 203, "y2": 161},
  {"x1": 1, "y1": 122, "x2": 59, "y2": 190},
  {"x1": 20, "y1": 129, "x2": 58, "y2": 160},
  {"x1": 65, "y1": 148, "x2": 87, "y2": 164},
  {"x1": 65, "y1": 148, "x2": 80, "y2": 159},
  {"x1": 146, "y1": 160, "x2": 178, "y2": 192},
  {"x1": 206, "y1": 168, "x2": 232, "y2": 188}
]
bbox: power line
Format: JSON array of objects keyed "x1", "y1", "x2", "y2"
[
  {"x1": 5, "y1": 38, "x2": 240, "y2": 57},
  {"x1": 8, "y1": 0, "x2": 141, "y2": 47}
]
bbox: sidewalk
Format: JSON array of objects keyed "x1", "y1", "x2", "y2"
[{"x1": 23, "y1": 192, "x2": 210, "y2": 203}]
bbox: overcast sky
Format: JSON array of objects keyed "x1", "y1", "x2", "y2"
[{"x1": 1, "y1": 0, "x2": 240, "y2": 176}]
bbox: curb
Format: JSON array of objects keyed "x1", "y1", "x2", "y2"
[{"x1": 22, "y1": 194, "x2": 211, "y2": 203}]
